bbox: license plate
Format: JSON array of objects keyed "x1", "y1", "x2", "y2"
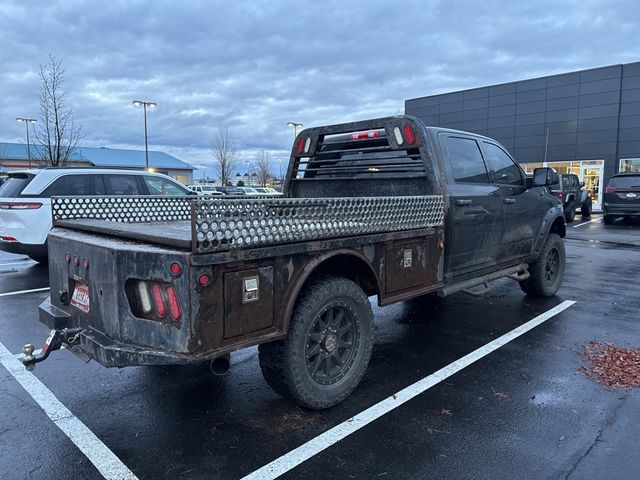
[
  {"x1": 626, "y1": 193, "x2": 637, "y2": 199},
  {"x1": 71, "y1": 282, "x2": 90, "y2": 313}
]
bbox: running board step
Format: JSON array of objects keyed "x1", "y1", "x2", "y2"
[{"x1": 438, "y1": 263, "x2": 529, "y2": 298}]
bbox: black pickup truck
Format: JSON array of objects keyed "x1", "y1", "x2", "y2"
[{"x1": 23, "y1": 116, "x2": 566, "y2": 409}]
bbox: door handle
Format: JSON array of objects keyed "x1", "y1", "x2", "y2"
[
  {"x1": 503, "y1": 198, "x2": 516, "y2": 204},
  {"x1": 456, "y1": 199, "x2": 472, "y2": 206}
]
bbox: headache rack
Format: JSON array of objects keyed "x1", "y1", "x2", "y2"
[{"x1": 51, "y1": 194, "x2": 445, "y2": 254}]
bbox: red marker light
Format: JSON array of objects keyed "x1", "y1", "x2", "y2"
[
  {"x1": 169, "y1": 262, "x2": 181, "y2": 276},
  {"x1": 403, "y1": 125, "x2": 415, "y2": 145},
  {"x1": 83, "y1": 258, "x2": 89, "y2": 269},
  {"x1": 65, "y1": 253, "x2": 71, "y2": 264},
  {"x1": 73, "y1": 255, "x2": 79, "y2": 266},
  {"x1": 198, "y1": 273, "x2": 211, "y2": 286}
]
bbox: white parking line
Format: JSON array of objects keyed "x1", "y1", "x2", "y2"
[
  {"x1": 0, "y1": 287, "x2": 50, "y2": 297},
  {"x1": 0, "y1": 260, "x2": 36, "y2": 268},
  {"x1": 0, "y1": 341, "x2": 138, "y2": 480},
  {"x1": 572, "y1": 217, "x2": 602, "y2": 228},
  {"x1": 242, "y1": 300, "x2": 576, "y2": 480}
]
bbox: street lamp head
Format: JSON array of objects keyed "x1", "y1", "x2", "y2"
[
  {"x1": 147, "y1": 102, "x2": 157, "y2": 109},
  {"x1": 287, "y1": 122, "x2": 303, "y2": 128},
  {"x1": 132, "y1": 100, "x2": 143, "y2": 107},
  {"x1": 16, "y1": 117, "x2": 23, "y2": 123},
  {"x1": 28, "y1": 119, "x2": 37, "y2": 124}
]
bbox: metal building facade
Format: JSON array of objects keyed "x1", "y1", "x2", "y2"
[{"x1": 405, "y1": 61, "x2": 640, "y2": 211}]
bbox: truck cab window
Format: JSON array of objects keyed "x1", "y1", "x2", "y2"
[
  {"x1": 482, "y1": 142, "x2": 524, "y2": 186},
  {"x1": 446, "y1": 136, "x2": 490, "y2": 183}
]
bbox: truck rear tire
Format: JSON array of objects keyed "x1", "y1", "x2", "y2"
[
  {"x1": 519, "y1": 233, "x2": 565, "y2": 298},
  {"x1": 258, "y1": 276, "x2": 374, "y2": 409}
]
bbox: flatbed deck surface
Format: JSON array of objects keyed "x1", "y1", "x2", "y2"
[{"x1": 55, "y1": 219, "x2": 192, "y2": 250}]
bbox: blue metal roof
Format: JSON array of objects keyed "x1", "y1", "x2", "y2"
[{"x1": 0, "y1": 142, "x2": 194, "y2": 170}]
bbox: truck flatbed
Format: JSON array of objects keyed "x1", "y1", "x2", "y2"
[{"x1": 56, "y1": 218, "x2": 192, "y2": 250}]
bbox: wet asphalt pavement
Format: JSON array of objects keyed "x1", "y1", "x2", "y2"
[{"x1": 1, "y1": 214, "x2": 639, "y2": 480}]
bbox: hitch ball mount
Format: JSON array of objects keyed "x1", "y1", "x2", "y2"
[{"x1": 22, "y1": 328, "x2": 83, "y2": 371}]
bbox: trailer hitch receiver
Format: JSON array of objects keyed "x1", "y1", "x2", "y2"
[{"x1": 22, "y1": 328, "x2": 83, "y2": 371}]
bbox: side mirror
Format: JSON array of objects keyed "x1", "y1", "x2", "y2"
[
  {"x1": 579, "y1": 181, "x2": 585, "y2": 188},
  {"x1": 531, "y1": 167, "x2": 559, "y2": 187}
]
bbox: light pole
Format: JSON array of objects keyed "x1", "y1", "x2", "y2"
[
  {"x1": 245, "y1": 160, "x2": 251, "y2": 186},
  {"x1": 16, "y1": 117, "x2": 37, "y2": 168},
  {"x1": 287, "y1": 122, "x2": 303, "y2": 141},
  {"x1": 132, "y1": 100, "x2": 157, "y2": 170},
  {"x1": 278, "y1": 158, "x2": 283, "y2": 183}
]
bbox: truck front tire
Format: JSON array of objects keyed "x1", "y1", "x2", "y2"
[
  {"x1": 259, "y1": 276, "x2": 374, "y2": 409},
  {"x1": 520, "y1": 233, "x2": 565, "y2": 297}
]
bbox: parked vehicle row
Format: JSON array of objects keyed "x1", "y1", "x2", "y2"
[
  {"x1": 0, "y1": 168, "x2": 193, "y2": 262},
  {"x1": 187, "y1": 184, "x2": 283, "y2": 196}
]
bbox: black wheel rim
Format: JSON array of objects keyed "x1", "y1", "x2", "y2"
[
  {"x1": 545, "y1": 248, "x2": 560, "y2": 283},
  {"x1": 305, "y1": 303, "x2": 359, "y2": 386}
]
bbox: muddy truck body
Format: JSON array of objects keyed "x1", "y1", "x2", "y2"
[{"x1": 25, "y1": 115, "x2": 566, "y2": 409}]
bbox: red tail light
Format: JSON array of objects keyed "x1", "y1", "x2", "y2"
[
  {"x1": 0, "y1": 236, "x2": 17, "y2": 242},
  {"x1": 296, "y1": 137, "x2": 305, "y2": 155},
  {"x1": 166, "y1": 286, "x2": 181, "y2": 321},
  {"x1": 605, "y1": 187, "x2": 617, "y2": 193},
  {"x1": 151, "y1": 284, "x2": 166, "y2": 317},
  {"x1": 0, "y1": 202, "x2": 43, "y2": 209},
  {"x1": 557, "y1": 192, "x2": 564, "y2": 199},
  {"x1": 403, "y1": 125, "x2": 415, "y2": 145}
]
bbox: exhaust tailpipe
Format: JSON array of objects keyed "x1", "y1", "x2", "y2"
[{"x1": 210, "y1": 354, "x2": 231, "y2": 376}]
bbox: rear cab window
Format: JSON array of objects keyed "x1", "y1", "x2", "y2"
[
  {"x1": 482, "y1": 142, "x2": 524, "y2": 186},
  {"x1": 444, "y1": 136, "x2": 490, "y2": 184},
  {"x1": 0, "y1": 173, "x2": 35, "y2": 198}
]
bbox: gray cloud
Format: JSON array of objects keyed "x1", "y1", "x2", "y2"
[{"x1": 1, "y1": 0, "x2": 639, "y2": 173}]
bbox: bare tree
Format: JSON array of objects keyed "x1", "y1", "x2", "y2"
[
  {"x1": 255, "y1": 150, "x2": 272, "y2": 186},
  {"x1": 34, "y1": 55, "x2": 81, "y2": 166},
  {"x1": 212, "y1": 127, "x2": 240, "y2": 186}
]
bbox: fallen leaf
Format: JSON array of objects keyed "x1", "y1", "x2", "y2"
[
  {"x1": 440, "y1": 408, "x2": 453, "y2": 416},
  {"x1": 492, "y1": 387, "x2": 510, "y2": 400}
]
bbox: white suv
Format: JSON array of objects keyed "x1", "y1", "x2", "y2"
[
  {"x1": 187, "y1": 184, "x2": 224, "y2": 196},
  {"x1": 0, "y1": 168, "x2": 192, "y2": 262}
]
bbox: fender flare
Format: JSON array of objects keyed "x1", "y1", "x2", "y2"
[
  {"x1": 533, "y1": 205, "x2": 566, "y2": 254},
  {"x1": 280, "y1": 249, "x2": 381, "y2": 333}
]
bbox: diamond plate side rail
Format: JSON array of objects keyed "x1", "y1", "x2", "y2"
[{"x1": 192, "y1": 195, "x2": 445, "y2": 253}]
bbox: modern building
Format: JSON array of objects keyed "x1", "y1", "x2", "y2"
[
  {"x1": 406, "y1": 61, "x2": 640, "y2": 211},
  {"x1": 0, "y1": 142, "x2": 195, "y2": 184}
]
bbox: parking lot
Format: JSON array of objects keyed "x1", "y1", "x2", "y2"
[{"x1": 1, "y1": 214, "x2": 639, "y2": 480}]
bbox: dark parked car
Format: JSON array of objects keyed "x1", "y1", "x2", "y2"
[
  {"x1": 549, "y1": 173, "x2": 592, "y2": 222},
  {"x1": 603, "y1": 173, "x2": 640, "y2": 224},
  {"x1": 213, "y1": 186, "x2": 246, "y2": 196}
]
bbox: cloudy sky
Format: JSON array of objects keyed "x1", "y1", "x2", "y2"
[{"x1": 1, "y1": 0, "x2": 638, "y2": 176}]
